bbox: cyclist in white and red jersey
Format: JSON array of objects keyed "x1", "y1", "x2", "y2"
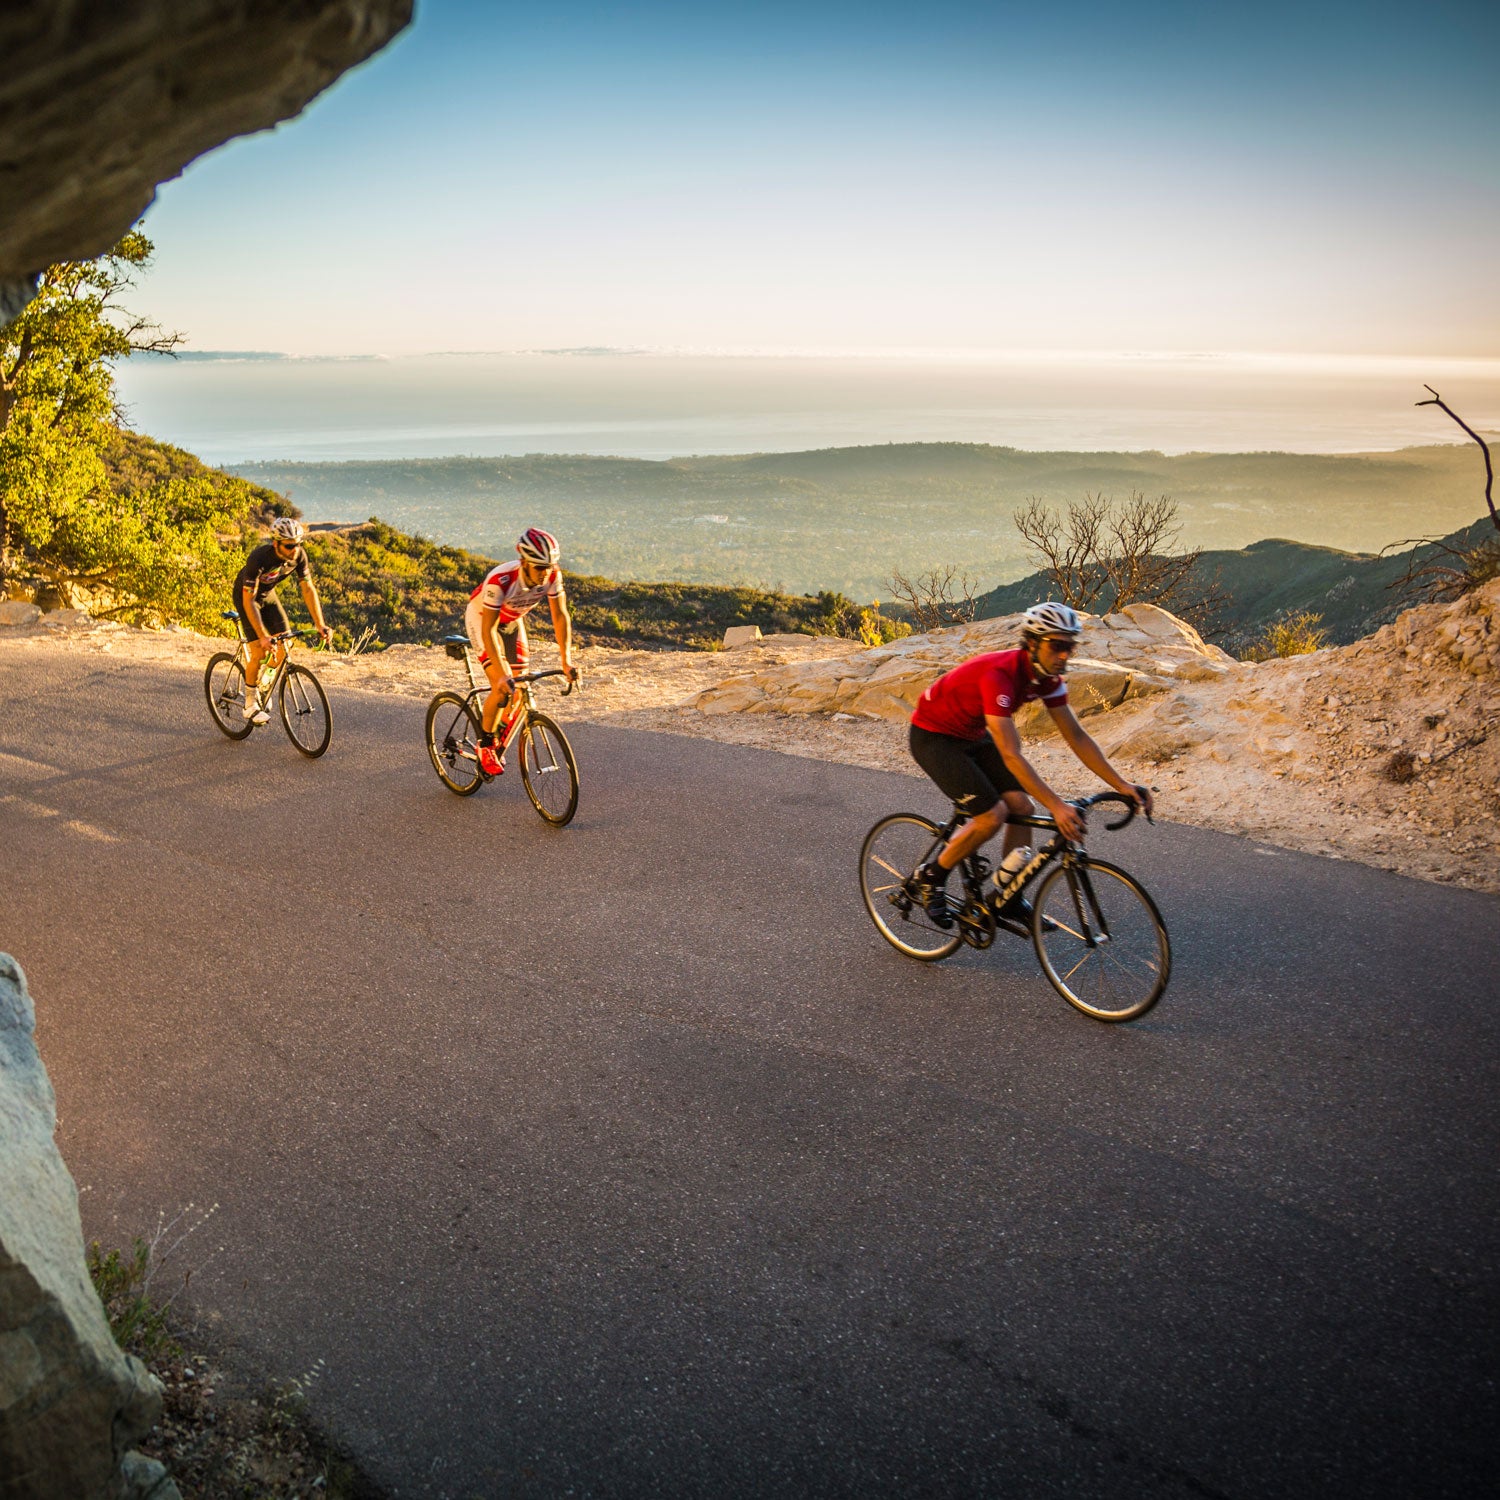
[
  {"x1": 464, "y1": 527, "x2": 579, "y2": 776},
  {"x1": 908, "y1": 601, "x2": 1153, "y2": 925}
]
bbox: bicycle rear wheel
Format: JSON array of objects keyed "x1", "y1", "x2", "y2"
[
  {"x1": 204, "y1": 653, "x2": 254, "y2": 740},
  {"x1": 1032, "y1": 857, "x2": 1169, "y2": 1021},
  {"x1": 518, "y1": 711, "x2": 579, "y2": 826},
  {"x1": 426, "y1": 693, "x2": 485, "y2": 795},
  {"x1": 860, "y1": 814, "x2": 962, "y2": 961},
  {"x1": 279, "y1": 664, "x2": 332, "y2": 758}
]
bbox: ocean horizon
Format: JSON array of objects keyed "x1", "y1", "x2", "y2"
[{"x1": 112, "y1": 349, "x2": 1500, "y2": 466}]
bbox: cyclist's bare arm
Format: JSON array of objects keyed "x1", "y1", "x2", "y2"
[
  {"x1": 1046, "y1": 703, "x2": 1154, "y2": 817},
  {"x1": 299, "y1": 576, "x2": 331, "y2": 643},
  {"x1": 547, "y1": 590, "x2": 578, "y2": 680},
  {"x1": 989, "y1": 713, "x2": 1085, "y2": 840}
]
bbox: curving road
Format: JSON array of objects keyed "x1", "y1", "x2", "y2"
[{"x1": 2, "y1": 642, "x2": 1497, "y2": 1498}]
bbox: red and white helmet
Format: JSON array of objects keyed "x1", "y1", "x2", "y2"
[{"x1": 516, "y1": 527, "x2": 560, "y2": 568}]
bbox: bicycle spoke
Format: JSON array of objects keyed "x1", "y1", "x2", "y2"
[
  {"x1": 1033, "y1": 858, "x2": 1170, "y2": 1022},
  {"x1": 518, "y1": 712, "x2": 579, "y2": 825},
  {"x1": 859, "y1": 814, "x2": 962, "y2": 961}
]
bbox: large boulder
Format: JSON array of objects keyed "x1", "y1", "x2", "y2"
[
  {"x1": 689, "y1": 605, "x2": 1238, "y2": 725},
  {"x1": 0, "y1": 956, "x2": 176, "y2": 1499},
  {"x1": 0, "y1": 1, "x2": 413, "y2": 301}
]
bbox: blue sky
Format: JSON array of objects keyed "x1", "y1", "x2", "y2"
[{"x1": 133, "y1": 0, "x2": 1500, "y2": 356}]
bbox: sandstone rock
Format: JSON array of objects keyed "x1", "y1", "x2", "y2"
[
  {"x1": 0, "y1": 956, "x2": 176, "y2": 1498},
  {"x1": 688, "y1": 601, "x2": 1240, "y2": 730},
  {"x1": 0, "y1": 602, "x2": 42, "y2": 627},
  {"x1": 0, "y1": 2, "x2": 413, "y2": 288},
  {"x1": 722, "y1": 625, "x2": 762, "y2": 649},
  {"x1": 695, "y1": 677, "x2": 767, "y2": 715},
  {"x1": 1122, "y1": 602, "x2": 1206, "y2": 645},
  {"x1": 37, "y1": 609, "x2": 91, "y2": 629}
]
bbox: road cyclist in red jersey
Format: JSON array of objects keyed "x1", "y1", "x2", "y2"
[
  {"x1": 907, "y1": 601, "x2": 1154, "y2": 928},
  {"x1": 464, "y1": 527, "x2": 580, "y2": 777},
  {"x1": 234, "y1": 517, "x2": 332, "y2": 725}
]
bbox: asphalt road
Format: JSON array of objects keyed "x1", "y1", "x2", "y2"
[{"x1": 2, "y1": 644, "x2": 1497, "y2": 1498}]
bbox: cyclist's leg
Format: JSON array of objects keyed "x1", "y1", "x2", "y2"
[
  {"x1": 907, "y1": 726, "x2": 1004, "y2": 879},
  {"x1": 496, "y1": 621, "x2": 528, "y2": 743},
  {"x1": 466, "y1": 600, "x2": 511, "y2": 736},
  {"x1": 244, "y1": 597, "x2": 288, "y2": 687}
]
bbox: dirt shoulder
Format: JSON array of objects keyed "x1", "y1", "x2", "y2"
[{"x1": 4, "y1": 587, "x2": 1496, "y2": 895}]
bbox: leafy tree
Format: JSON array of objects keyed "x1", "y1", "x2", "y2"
[{"x1": 0, "y1": 232, "x2": 256, "y2": 627}]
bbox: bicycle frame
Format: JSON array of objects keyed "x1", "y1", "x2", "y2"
[
  {"x1": 443, "y1": 636, "x2": 572, "y2": 750},
  {"x1": 220, "y1": 612, "x2": 301, "y2": 693},
  {"x1": 919, "y1": 792, "x2": 1139, "y2": 943}
]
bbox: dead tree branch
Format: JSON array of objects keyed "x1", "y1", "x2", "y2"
[
  {"x1": 1417, "y1": 385, "x2": 1497, "y2": 531},
  {"x1": 887, "y1": 563, "x2": 980, "y2": 632}
]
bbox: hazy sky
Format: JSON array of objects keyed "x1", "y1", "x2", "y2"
[{"x1": 132, "y1": 0, "x2": 1500, "y2": 357}]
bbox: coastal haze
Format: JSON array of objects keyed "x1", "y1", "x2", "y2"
[{"x1": 116, "y1": 350, "x2": 1500, "y2": 598}]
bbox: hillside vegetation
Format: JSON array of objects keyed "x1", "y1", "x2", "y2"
[
  {"x1": 233, "y1": 441, "x2": 1491, "y2": 600},
  {"x1": 304, "y1": 520, "x2": 907, "y2": 651}
]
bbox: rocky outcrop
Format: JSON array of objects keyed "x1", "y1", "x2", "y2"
[
  {"x1": 689, "y1": 604, "x2": 1240, "y2": 727},
  {"x1": 0, "y1": 956, "x2": 177, "y2": 1500},
  {"x1": 0, "y1": 1, "x2": 413, "y2": 297}
]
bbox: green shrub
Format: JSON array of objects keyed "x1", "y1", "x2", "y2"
[{"x1": 1242, "y1": 610, "x2": 1329, "y2": 661}]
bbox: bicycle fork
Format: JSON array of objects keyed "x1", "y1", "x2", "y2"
[{"x1": 1060, "y1": 858, "x2": 1110, "y2": 949}]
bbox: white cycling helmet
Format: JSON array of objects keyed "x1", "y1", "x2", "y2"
[
  {"x1": 270, "y1": 516, "x2": 305, "y2": 544},
  {"x1": 1021, "y1": 601, "x2": 1083, "y2": 640}
]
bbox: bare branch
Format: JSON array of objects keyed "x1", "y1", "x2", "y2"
[
  {"x1": 1417, "y1": 385, "x2": 1497, "y2": 531},
  {"x1": 887, "y1": 563, "x2": 980, "y2": 632}
]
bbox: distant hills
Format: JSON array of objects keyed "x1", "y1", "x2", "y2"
[
  {"x1": 972, "y1": 518, "x2": 1498, "y2": 647},
  {"x1": 233, "y1": 441, "x2": 1491, "y2": 602}
]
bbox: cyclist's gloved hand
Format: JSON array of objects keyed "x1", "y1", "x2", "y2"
[
  {"x1": 317, "y1": 625, "x2": 333, "y2": 647},
  {"x1": 1131, "y1": 783, "x2": 1155, "y2": 820}
]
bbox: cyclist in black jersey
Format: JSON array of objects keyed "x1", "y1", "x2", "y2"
[{"x1": 234, "y1": 517, "x2": 332, "y2": 724}]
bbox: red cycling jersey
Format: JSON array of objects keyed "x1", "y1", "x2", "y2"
[{"x1": 910, "y1": 647, "x2": 1067, "y2": 741}]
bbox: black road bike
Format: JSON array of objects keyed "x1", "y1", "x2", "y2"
[
  {"x1": 204, "y1": 615, "x2": 332, "y2": 758},
  {"x1": 425, "y1": 635, "x2": 580, "y2": 826},
  {"x1": 859, "y1": 791, "x2": 1170, "y2": 1022}
]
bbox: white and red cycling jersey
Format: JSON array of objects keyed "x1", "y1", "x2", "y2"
[{"x1": 469, "y1": 560, "x2": 564, "y2": 623}]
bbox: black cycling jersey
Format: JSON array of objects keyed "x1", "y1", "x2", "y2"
[{"x1": 235, "y1": 542, "x2": 309, "y2": 604}]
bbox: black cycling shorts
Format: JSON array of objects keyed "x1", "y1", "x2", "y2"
[
  {"x1": 236, "y1": 594, "x2": 289, "y2": 643},
  {"x1": 908, "y1": 723, "x2": 1022, "y2": 816}
]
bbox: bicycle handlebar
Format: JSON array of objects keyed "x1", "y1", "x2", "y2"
[
  {"x1": 509, "y1": 667, "x2": 579, "y2": 696},
  {"x1": 1072, "y1": 790, "x2": 1147, "y2": 831}
]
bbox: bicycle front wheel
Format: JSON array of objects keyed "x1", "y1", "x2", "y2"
[
  {"x1": 204, "y1": 653, "x2": 254, "y2": 740},
  {"x1": 859, "y1": 814, "x2": 962, "y2": 961},
  {"x1": 279, "y1": 664, "x2": 332, "y2": 758},
  {"x1": 425, "y1": 693, "x2": 485, "y2": 795},
  {"x1": 1032, "y1": 857, "x2": 1169, "y2": 1022},
  {"x1": 518, "y1": 711, "x2": 579, "y2": 826}
]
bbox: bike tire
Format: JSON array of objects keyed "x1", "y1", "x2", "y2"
[
  {"x1": 1031, "y1": 857, "x2": 1170, "y2": 1022},
  {"x1": 279, "y1": 663, "x2": 332, "y2": 758},
  {"x1": 518, "y1": 711, "x2": 579, "y2": 826},
  {"x1": 204, "y1": 653, "x2": 254, "y2": 740},
  {"x1": 426, "y1": 692, "x2": 486, "y2": 796},
  {"x1": 859, "y1": 814, "x2": 962, "y2": 961}
]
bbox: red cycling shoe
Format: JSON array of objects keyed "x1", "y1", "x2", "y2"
[{"x1": 477, "y1": 744, "x2": 505, "y2": 777}]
